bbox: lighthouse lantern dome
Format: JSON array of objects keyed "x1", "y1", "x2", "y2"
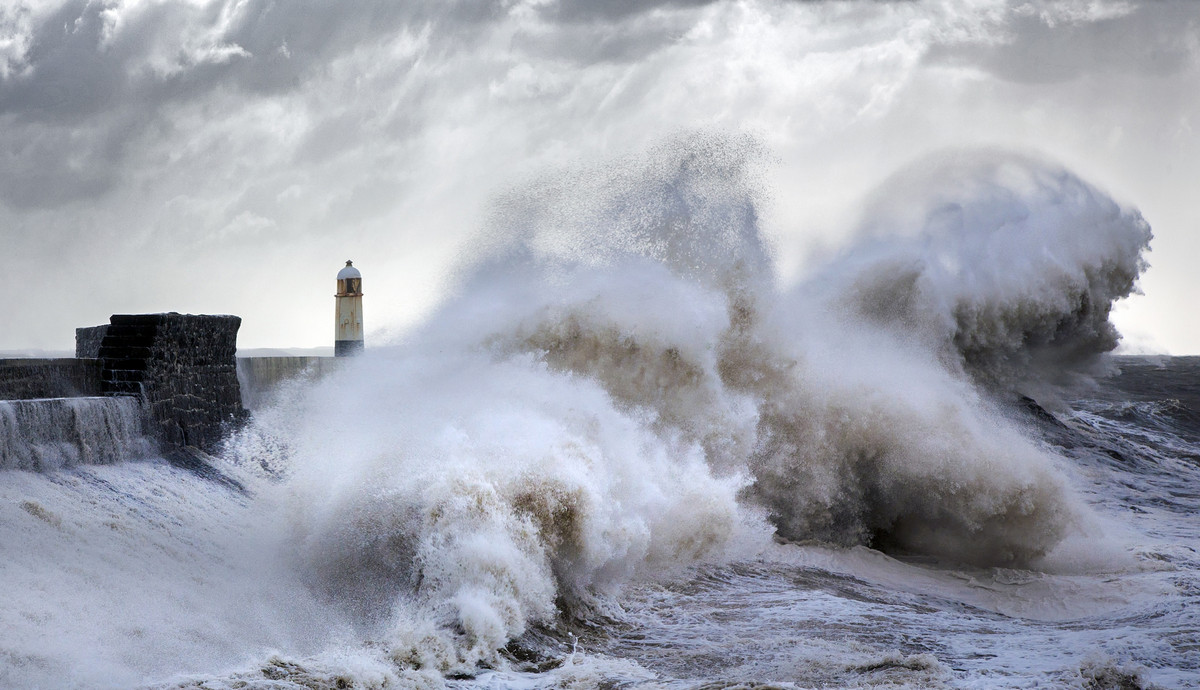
[
  {"x1": 337, "y1": 260, "x2": 361, "y2": 281},
  {"x1": 336, "y1": 260, "x2": 363, "y2": 297}
]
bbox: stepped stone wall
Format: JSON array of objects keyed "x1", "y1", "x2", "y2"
[
  {"x1": 75, "y1": 326, "x2": 108, "y2": 358},
  {"x1": 97, "y1": 313, "x2": 247, "y2": 452}
]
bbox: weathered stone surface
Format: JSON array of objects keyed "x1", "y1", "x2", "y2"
[
  {"x1": 75, "y1": 325, "x2": 108, "y2": 358},
  {"x1": 97, "y1": 313, "x2": 248, "y2": 452},
  {"x1": 236, "y1": 356, "x2": 339, "y2": 409},
  {"x1": 0, "y1": 359, "x2": 104, "y2": 399}
]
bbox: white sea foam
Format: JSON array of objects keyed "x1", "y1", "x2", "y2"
[
  {"x1": 0, "y1": 134, "x2": 1162, "y2": 686},
  {"x1": 0, "y1": 396, "x2": 155, "y2": 471},
  {"x1": 0, "y1": 460, "x2": 348, "y2": 689},
  {"x1": 811, "y1": 149, "x2": 1152, "y2": 393}
]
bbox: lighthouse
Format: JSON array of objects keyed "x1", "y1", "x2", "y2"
[{"x1": 335, "y1": 260, "x2": 364, "y2": 357}]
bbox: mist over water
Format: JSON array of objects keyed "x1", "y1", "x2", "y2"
[{"x1": 4, "y1": 133, "x2": 1190, "y2": 688}]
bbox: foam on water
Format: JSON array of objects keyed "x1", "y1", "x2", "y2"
[
  {"x1": 0, "y1": 459, "x2": 350, "y2": 688},
  {"x1": 0, "y1": 396, "x2": 155, "y2": 471}
]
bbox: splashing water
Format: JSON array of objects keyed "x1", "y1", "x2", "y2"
[
  {"x1": 233, "y1": 134, "x2": 1152, "y2": 670},
  {"x1": 3, "y1": 133, "x2": 1175, "y2": 687},
  {"x1": 0, "y1": 396, "x2": 155, "y2": 471},
  {"x1": 816, "y1": 149, "x2": 1151, "y2": 391}
]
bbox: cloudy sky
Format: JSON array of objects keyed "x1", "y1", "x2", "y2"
[{"x1": 2, "y1": 0, "x2": 1197, "y2": 353}]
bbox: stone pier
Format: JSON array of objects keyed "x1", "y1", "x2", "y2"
[
  {"x1": 90, "y1": 313, "x2": 247, "y2": 452},
  {"x1": 2, "y1": 313, "x2": 337, "y2": 466}
]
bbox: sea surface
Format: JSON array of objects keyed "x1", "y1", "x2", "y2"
[{"x1": 1, "y1": 143, "x2": 1196, "y2": 688}]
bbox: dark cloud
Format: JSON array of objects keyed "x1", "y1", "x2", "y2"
[
  {"x1": 1, "y1": 0, "x2": 124, "y2": 120},
  {"x1": 0, "y1": 0, "x2": 429, "y2": 120},
  {"x1": 926, "y1": 3, "x2": 1198, "y2": 84},
  {"x1": 0, "y1": 0, "x2": 500, "y2": 209}
]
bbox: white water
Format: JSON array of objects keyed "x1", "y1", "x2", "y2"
[
  {"x1": 0, "y1": 396, "x2": 155, "y2": 471},
  {"x1": 2, "y1": 136, "x2": 1190, "y2": 688}
]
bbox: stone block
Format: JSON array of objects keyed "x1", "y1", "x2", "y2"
[{"x1": 95, "y1": 313, "x2": 247, "y2": 453}]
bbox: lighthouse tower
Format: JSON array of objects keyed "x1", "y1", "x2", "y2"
[{"x1": 335, "y1": 260, "x2": 364, "y2": 357}]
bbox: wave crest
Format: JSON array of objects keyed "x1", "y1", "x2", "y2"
[{"x1": 819, "y1": 150, "x2": 1152, "y2": 392}]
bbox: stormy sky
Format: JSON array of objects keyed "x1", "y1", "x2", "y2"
[{"x1": 2, "y1": 0, "x2": 1198, "y2": 353}]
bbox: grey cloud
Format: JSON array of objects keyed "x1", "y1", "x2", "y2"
[
  {"x1": 217, "y1": 0, "x2": 427, "y2": 94},
  {"x1": 539, "y1": 0, "x2": 911, "y2": 22},
  {"x1": 0, "y1": 0, "x2": 496, "y2": 210},
  {"x1": 0, "y1": 0, "x2": 706, "y2": 211},
  {"x1": 0, "y1": 0, "x2": 428, "y2": 120},
  {"x1": 0, "y1": 105, "x2": 148, "y2": 208},
  {"x1": 1, "y1": 0, "x2": 124, "y2": 120},
  {"x1": 0, "y1": 135, "x2": 112, "y2": 208},
  {"x1": 926, "y1": 2, "x2": 1199, "y2": 84}
]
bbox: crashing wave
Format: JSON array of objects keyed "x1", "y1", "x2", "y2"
[{"x1": 225, "y1": 133, "x2": 1151, "y2": 673}]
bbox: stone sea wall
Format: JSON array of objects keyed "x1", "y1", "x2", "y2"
[
  {"x1": 0, "y1": 359, "x2": 104, "y2": 399},
  {"x1": 75, "y1": 325, "x2": 108, "y2": 359},
  {"x1": 237, "y1": 356, "x2": 340, "y2": 410},
  {"x1": 96, "y1": 314, "x2": 247, "y2": 452},
  {"x1": 1, "y1": 315, "x2": 338, "y2": 460}
]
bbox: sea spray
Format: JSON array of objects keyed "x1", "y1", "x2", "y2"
[
  {"x1": 462, "y1": 135, "x2": 1114, "y2": 565},
  {"x1": 268, "y1": 350, "x2": 761, "y2": 673},
  {"x1": 810, "y1": 149, "x2": 1153, "y2": 394},
  {"x1": 216, "y1": 133, "x2": 1153, "y2": 678}
]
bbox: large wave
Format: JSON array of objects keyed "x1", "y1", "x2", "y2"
[
  {"x1": 228, "y1": 133, "x2": 1152, "y2": 675},
  {"x1": 814, "y1": 149, "x2": 1152, "y2": 394}
]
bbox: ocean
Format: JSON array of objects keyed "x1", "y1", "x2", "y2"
[{"x1": 1, "y1": 140, "x2": 1196, "y2": 688}]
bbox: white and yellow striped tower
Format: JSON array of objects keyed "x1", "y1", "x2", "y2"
[{"x1": 335, "y1": 260, "x2": 364, "y2": 357}]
